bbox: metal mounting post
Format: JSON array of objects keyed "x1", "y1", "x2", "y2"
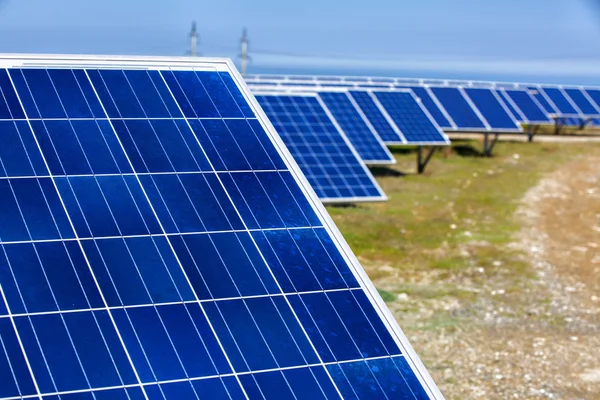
[
  {"x1": 526, "y1": 125, "x2": 535, "y2": 143},
  {"x1": 578, "y1": 117, "x2": 592, "y2": 130},
  {"x1": 482, "y1": 132, "x2": 499, "y2": 157},
  {"x1": 417, "y1": 146, "x2": 436, "y2": 174},
  {"x1": 553, "y1": 117, "x2": 564, "y2": 135}
]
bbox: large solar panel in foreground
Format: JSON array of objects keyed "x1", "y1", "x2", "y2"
[
  {"x1": 255, "y1": 93, "x2": 386, "y2": 203},
  {"x1": 317, "y1": 92, "x2": 394, "y2": 164},
  {"x1": 0, "y1": 56, "x2": 439, "y2": 399}
]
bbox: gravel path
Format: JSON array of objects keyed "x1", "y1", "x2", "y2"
[{"x1": 391, "y1": 153, "x2": 600, "y2": 399}]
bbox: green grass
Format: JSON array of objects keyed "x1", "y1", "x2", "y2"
[
  {"x1": 376, "y1": 287, "x2": 397, "y2": 303},
  {"x1": 327, "y1": 140, "x2": 600, "y2": 294}
]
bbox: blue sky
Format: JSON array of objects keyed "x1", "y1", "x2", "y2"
[{"x1": 0, "y1": 0, "x2": 599, "y2": 84}]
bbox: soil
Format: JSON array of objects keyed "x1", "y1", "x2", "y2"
[{"x1": 388, "y1": 153, "x2": 600, "y2": 399}]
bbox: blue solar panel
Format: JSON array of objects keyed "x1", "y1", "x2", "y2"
[
  {"x1": 0, "y1": 57, "x2": 439, "y2": 400},
  {"x1": 563, "y1": 88, "x2": 600, "y2": 116},
  {"x1": 555, "y1": 116, "x2": 581, "y2": 126},
  {"x1": 429, "y1": 87, "x2": 487, "y2": 129},
  {"x1": 496, "y1": 89, "x2": 525, "y2": 122},
  {"x1": 585, "y1": 89, "x2": 600, "y2": 110},
  {"x1": 255, "y1": 93, "x2": 387, "y2": 202},
  {"x1": 318, "y1": 92, "x2": 394, "y2": 164},
  {"x1": 400, "y1": 86, "x2": 454, "y2": 129},
  {"x1": 348, "y1": 91, "x2": 405, "y2": 144},
  {"x1": 528, "y1": 86, "x2": 559, "y2": 115},
  {"x1": 540, "y1": 87, "x2": 580, "y2": 116},
  {"x1": 503, "y1": 89, "x2": 552, "y2": 124},
  {"x1": 463, "y1": 88, "x2": 521, "y2": 131},
  {"x1": 372, "y1": 91, "x2": 450, "y2": 144}
]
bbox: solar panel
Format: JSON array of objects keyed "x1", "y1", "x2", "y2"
[
  {"x1": 540, "y1": 87, "x2": 581, "y2": 116},
  {"x1": 503, "y1": 89, "x2": 552, "y2": 124},
  {"x1": 584, "y1": 88, "x2": 600, "y2": 111},
  {"x1": 0, "y1": 56, "x2": 440, "y2": 399},
  {"x1": 254, "y1": 93, "x2": 387, "y2": 203},
  {"x1": 496, "y1": 89, "x2": 526, "y2": 122},
  {"x1": 348, "y1": 91, "x2": 405, "y2": 144},
  {"x1": 372, "y1": 91, "x2": 450, "y2": 144},
  {"x1": 562, "y1": 88, "x2": 600, "y2": 116},
  {"x1": 462, "y1": 88, "x2": 521, "y2": 131},
  {"x1": 429, "y1": 87, "x2": 487, "y2": 130},
  {"x1": 528, "y1": 86, "x2": 559, "y2": 115},
  {"x1": 399, "y1": 86, "x2": 454, "y2": 129},
  {"x1": 555, "y1": 116, "x2": 582, "y2": 126},
  {"x1": 317, "y1": 92, "x2": 395, "y2": 164}
]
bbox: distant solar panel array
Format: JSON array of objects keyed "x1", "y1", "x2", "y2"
[
  {"x1": 0, "y1": 55, "x2": 442, "y2": 400},
  {"x1": 246, "y1": 73, "x2": 600, "y2": 129},
  {"x1": 254, "y1": 93, "x2": 386, "y2": 202},
  {"x1": 245, "y1": 74, "x2": 600, "y2": 200}
]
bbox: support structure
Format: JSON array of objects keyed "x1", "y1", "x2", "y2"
[
  {"x1": 578, "y1": 117, "x2": 593, "y2": 130},
  {"x1": 553, "y1": 117, "x2": 565, "y2": 135},
  {"x1": 239, "y1": 28, "x2": 249, "y2": 76},
  {"x1": 189, "y1": 21, "x2": 199, "y2": 57},
  {"x1": 526, "y1": 125, "x2": 536, "y2": 143},
  {"x1": 482, "y1": 132, "x2": 499, "y2": 157},
  {"x1": 416, "y1": 146, "x2": 436, "y2": 174}
]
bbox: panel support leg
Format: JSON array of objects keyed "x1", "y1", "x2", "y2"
[
  {"x1": 527, "y1": 125, "x2": 535, "y2": 143},
  {"x1": 482, "y1": 132, "x2": 499, "y2": 157},
  {"x1": 553, "y1": 117, "x2": 564, "y2": 135},
  {"x1": 416, "y1": 146, "x2": 436, "y2": 174},
  {"x1": 578, "y1": 117, "x2": 592, "y2": 130}
]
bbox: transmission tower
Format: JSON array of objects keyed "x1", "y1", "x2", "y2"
[
  {"x1": 189, "y1": 21, "x2": 200, "y2": 57},
  {"x1": 238, "y1": 28, "x2": 250, "y2": 75}
]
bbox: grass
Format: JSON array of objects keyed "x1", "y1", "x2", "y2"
[
  {"x1": 327, "y1": 139, "x2": 600, "y2": 298},
  {"x1": 376, "y1": 287, "x2": 397, "y2": 303}
]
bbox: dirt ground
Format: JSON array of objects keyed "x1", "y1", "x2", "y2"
[{"x1": 388, "y1": 152, "x2": 600, "y2": 399}]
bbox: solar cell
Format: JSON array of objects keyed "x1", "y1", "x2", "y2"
[
  {"x1": 496, "y1": 89, "x2": 526, "y2": 122},
  {"x1": 0, "y1": 55, "x2": 440, "y2": 399},
  {"x1": 372, "y1": 91, "x2": 450, "y2": 144},
  {"x1": 399, "y1": 86, "x2": 454, "y2": 129},
  {"x1": 317, "y1": 92, "x2": 395, "y2": 164},
  {"x1": 429, "y1": 87, "x2": 488, "y2": 130},
  {"x1": 348, "y1": 90, "x2": 405, "y2": 144},
  {"x1": 463, "y1": 88, "x2": 521, "y2": 131},
  {"x1": 503, "y1": 89, "x2": 552, "y2": 124},
  {"x1": 540, "y1": 87, "x2": 581, "y2": 116},
  {"x1": 584, "y1": 88, "x2": 600, "y2": 111},
  {"x1": 255, "y1": 93, "x2": 387, "y2": 202},
  {"x1": 527, "y1": 86, "x2": 559, "y2": 115},
  {"x1": 562, "y1": 88, "x2": 600, "y2": 116}
]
